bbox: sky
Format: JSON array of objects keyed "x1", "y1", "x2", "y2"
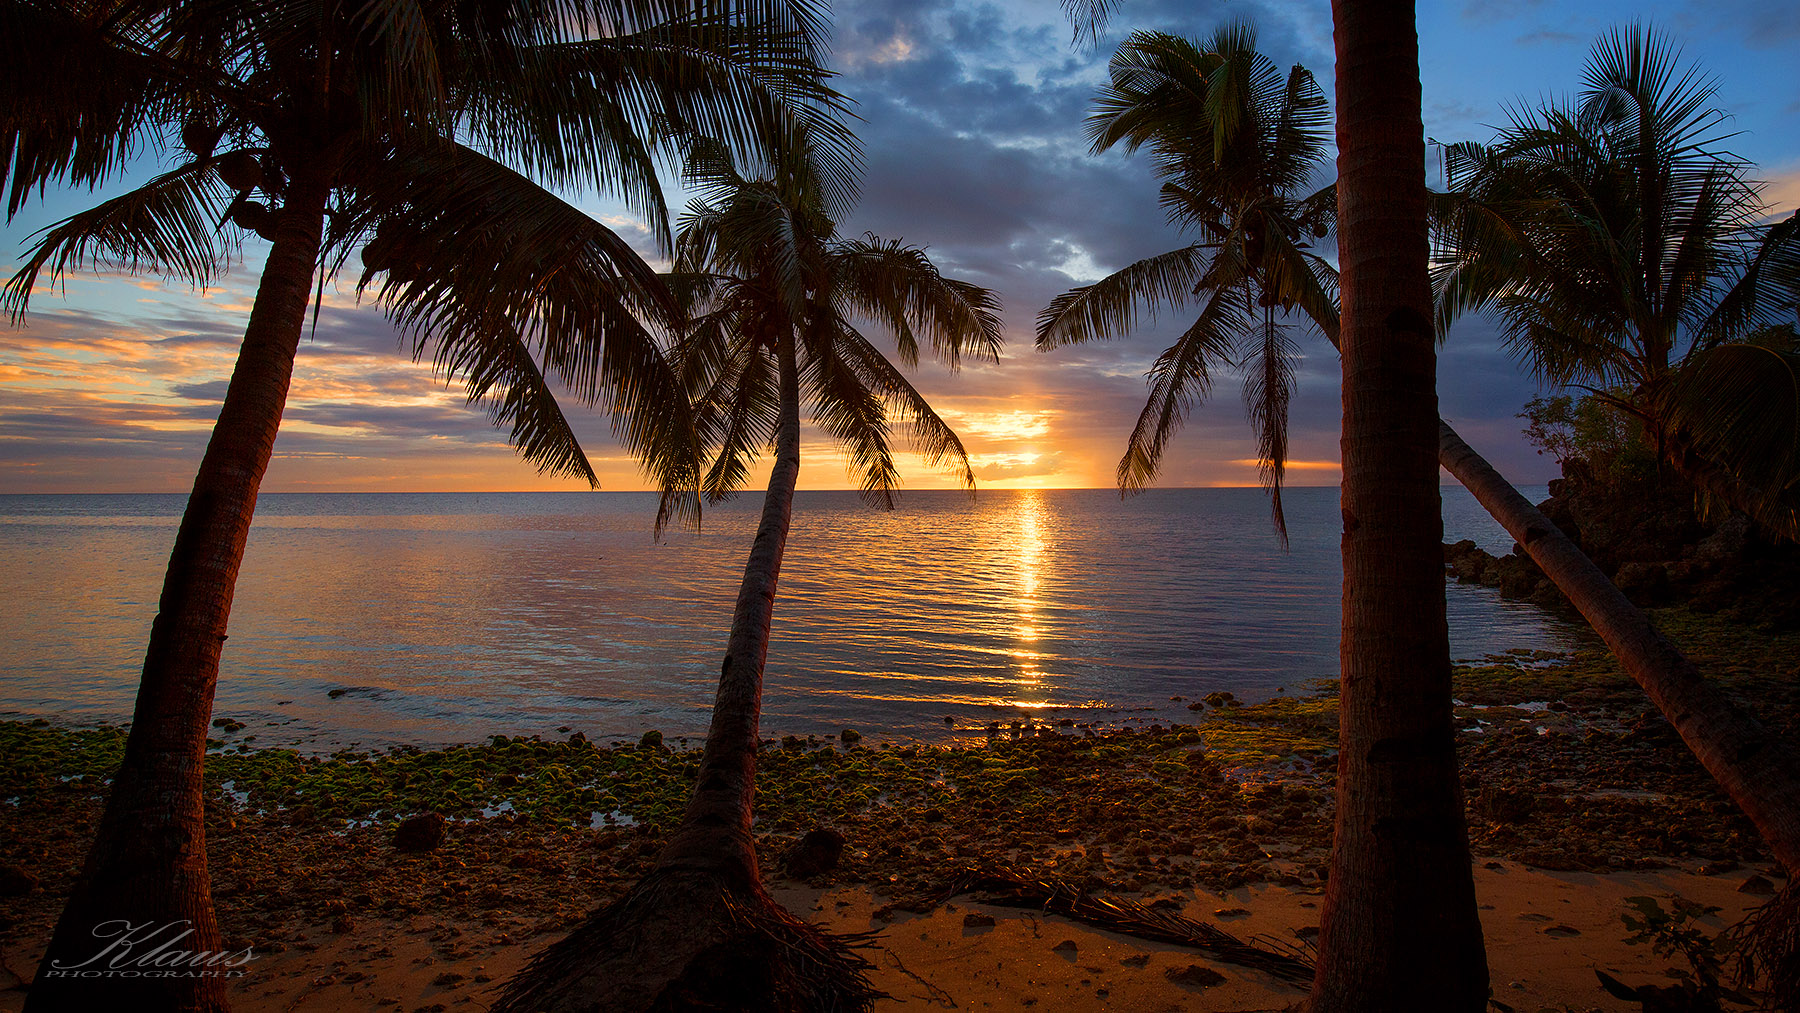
[{"x1": 3, "y1": 0, "x2": 1797, "y2": 495}]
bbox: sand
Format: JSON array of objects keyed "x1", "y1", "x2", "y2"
[{"x1": 3, "y1": 860, "x2": 1773, "y2": 1012}]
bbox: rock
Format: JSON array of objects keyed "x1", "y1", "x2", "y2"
[
  {"x1": 0, "y1": 865, "x2": 38, "y2": 897},
  {"x1": 783, "y1": 828, "x2": 846, "y2": 879},
  {"x1": 1613, "y1": 561, "x2": 1671, "y2": 604},
  {"x1": 1051, "y1": 939, "x2": 1077, "y2": 954},
  {"x1": 962, "y1": 912, "x2": 995, "y2": 928},
  {"x1": 1480, "y1": 786, "x2": 1535, "y2": 824},
  {"x1": 393, "y1": 813, "x2": 447, "y2": 853},
  {"x1": 920, "y1": 808, "x2": 945, "y2": 823},
  {"x1": 1543, "y1": 924, "x2": 1581, "y2": 937},
  {"x1": 638, "y1": 730, "x2": 663, "y2": 749},
  {"x1": 1119, "y1": 954, "x2": 1150, "y2": 967},
  {"x1": 1164, "y1": 964, "x2": 1226, "y2": 987},
  {"x1": 839, "y1": 728, "x2": 862, "y2": 745},
  {"x1": 1738, "y1": 874, "x2": 1777, "y2": 896}
]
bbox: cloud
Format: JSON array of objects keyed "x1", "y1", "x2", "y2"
[
  {"x1": 1514, "y1": 29, "x2": 1583, "y2": 47},
  {"x1": 1461, "y1": 0, "x2": 1545, "y2": 23},
  {"x1": 1761, "y1": 161, "x2": 1800, "y2": 215},
  {"x1": 1683, "y1": 0, "x2": 1800, "y2": 49}
]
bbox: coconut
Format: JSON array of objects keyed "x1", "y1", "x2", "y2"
[
  {"x1": 230, "y1": 200, "x2": 279, "y2": 241},
  {"x1": 181, "y1": 120, "x2": 222, "y2": 160},
  {"x1": 216, "y1": 150, "x2": 263, "y2": 192}
]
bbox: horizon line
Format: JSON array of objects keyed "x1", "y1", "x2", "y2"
[{"x1": 0, "y1": 481, "x2": 1530, "y2": 495}]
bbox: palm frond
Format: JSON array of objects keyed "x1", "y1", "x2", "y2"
[
  {"x1": 831, "y1": 235, "x2": 1003, "y2": 369},
  {"x1": 1117, "y1": 288, "x2": 1248, "y2": 492},
  {"x1": 455, "y1": 321, "x2": 600, "y2": 486},
  {"x1": 459, "y1": 6, "x2": 858, "y2": 241},
  {"x1": 4, "y1": 159, "x2": 234, "y2": 316},
  {"x1": 1665, "y1": 343, "x2": 1800, "y2": 537},
  {"x1": 801, "y1": 319, "x2": 900, "y2": 507},
  {"x1": 1061, "y1": 0, "x2": 1117, "y2": 46},
  {"x1": 354, "y1": 140, "x2": 701, "y2": 518},
  {"x1": 1692, "y1": 212, "x2": 1800, "y2": 354},
  {"x1": 823, "y1": 316, "x2": 977, "y2": 492},
  {"x1": 1036, "y1": 244, "x2": 1213, "y2": 348},
  {"x1": 0, "y1": 0, "x2": 189, "y2": 218},
  {"x1": 1242, "y1": 316, "x2": 1298, "y2": 545}
]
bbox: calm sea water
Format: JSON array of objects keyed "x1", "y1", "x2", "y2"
[{"x1": 0, "y1": 487, "x2": 1578, "y2": 750}]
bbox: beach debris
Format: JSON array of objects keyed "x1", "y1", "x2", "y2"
[
  {"x1": 1542, "y1": 924, "x2": 1580, "y2": 937},
  {"x1": 962, "y1": 912, "x2": 996, "y2": 928},
  {"x1": 1738, "y1": 874, "x2": 1776, "y2": 895},
  {"x1": 1164, "y1": 963, "x2": 1227, "y2": 987},
  {"x1": 784, "y1": 827, "x2": 847, "y2": 879},
  {"x1": 935, "y1": 869, "x2": 1313, "y2": 983},
  {"x1": 393, "y1": 812, "x2": 447, "y2": 852}
]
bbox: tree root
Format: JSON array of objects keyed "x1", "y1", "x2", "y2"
[
  {"x1": 881, "y1": 867, "x2": 1314, "y2": 985},
  {"x1": 1727, "y1": 879, "x2": 1800, "y2": 1009},
  {"x1": 490, "y1": 867, "x2": 884, "y2": 1012}
]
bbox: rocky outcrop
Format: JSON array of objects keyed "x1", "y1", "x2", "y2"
[{"x1": 1445, "y1": 462, "x2": 1800, "y2": 628}]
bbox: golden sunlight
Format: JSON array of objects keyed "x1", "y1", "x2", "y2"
[{"x1": 1009, "y1": 489, "x2": 1048, "y2": 701}]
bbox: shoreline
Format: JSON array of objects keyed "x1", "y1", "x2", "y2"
[{"x1": 3, "y1": 605, "x2": 1795, "y2": 1009}]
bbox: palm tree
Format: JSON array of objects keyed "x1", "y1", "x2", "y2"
[
  {"x1": 1435, "y1": 23, "x2": 1800, "y2": 535},
  {"x1": 1050, "y1": 9, "x2": 1800, "y2": 934},
  {"x1": 1043, "y1": 13, "x2": 1488, "y2": 1008},
  {"x1": 493, "y1": 130, "x2": 1001, "y2": 1012},
  {"x1": 2, "y1": 2, "x2": 841, "y2": 1009},
  {"x1": 1037, "y1": 25, "x2": 1337, "y2": 542}
]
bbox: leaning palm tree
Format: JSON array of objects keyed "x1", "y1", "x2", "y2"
[
  {"x1": 1435, "y1": 23, "x2": 1800, "y2": 535},
  {"x1": 493, "y1": 130, "x2": 1001, "y2": 1013},
  {"x1": 1037, "y1": 25, "x2": 1337, "y2": 543},
  {"x1": 2, "y1": 2, "x2": 842, "y2": 1009}
]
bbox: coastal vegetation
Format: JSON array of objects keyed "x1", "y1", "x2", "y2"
[{"x1": 1435, "y1": 24, "x2": 1800, "y2": 537}]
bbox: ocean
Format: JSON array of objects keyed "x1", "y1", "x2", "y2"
[{"x1": 0, "y1": 487, "x2": 1580, "y2": 751}]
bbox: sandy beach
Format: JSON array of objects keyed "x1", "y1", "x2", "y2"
[{"x1": 2, "y1": 862, "x2": 1779, "y2": 1011}]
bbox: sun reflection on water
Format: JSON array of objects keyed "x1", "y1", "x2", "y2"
[{"x1": 1010, "y1": 490, "x2": 1047, "y2": 700}]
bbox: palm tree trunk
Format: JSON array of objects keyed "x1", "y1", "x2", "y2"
[
  {"x1": 27, "y1": 171, "x2": 331, "y2": 1013},
  {"x1": 1310, "y1": 2, "x2": 1488, "y2": 1009},
  {"x1": 654, "y1": 335, "x2": 802, "y2": 888},
  {"x1": 491, "y1": 336, "x2": 879, "y2": 1012},
  {"x1": 1439, "y1": 420, "x2": 1800, "y2": 873}
]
